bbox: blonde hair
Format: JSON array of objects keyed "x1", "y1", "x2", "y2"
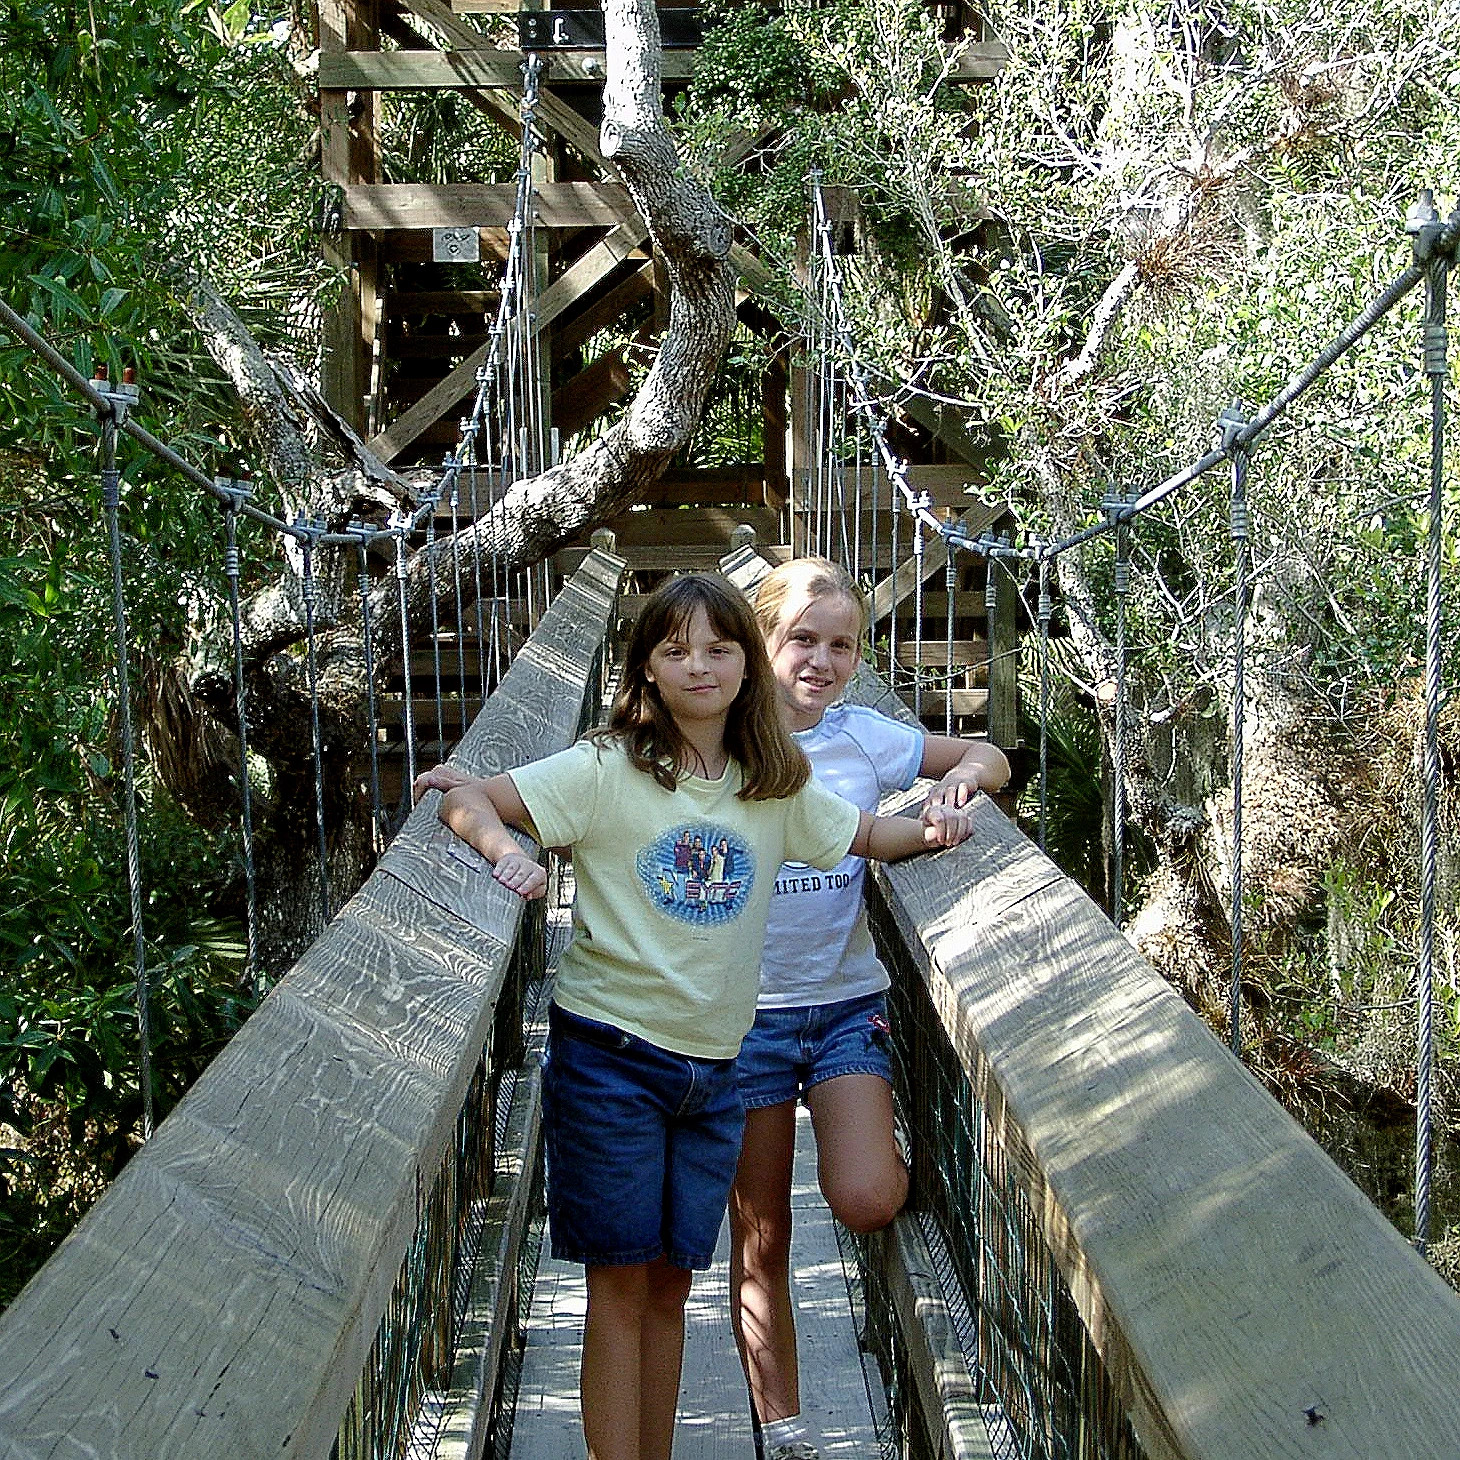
[
  {"x1": 752, "y1": 556, "x2": 868, "y2": 651},
  {"x1": 592, "y1": 574, "x2": 811, "y2": 800}
]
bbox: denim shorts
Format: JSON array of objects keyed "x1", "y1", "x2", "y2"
[
  {"x1": 735, "y1": 991, "x2": 893, "y2": 1110},
  {"x1": 542, "y1": 1003, "x2": 746, "y2": 1269}
]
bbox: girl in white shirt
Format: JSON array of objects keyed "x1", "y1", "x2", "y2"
[{"x1": 730, "y1": 557, "x2": 1010, "y2": 1460}]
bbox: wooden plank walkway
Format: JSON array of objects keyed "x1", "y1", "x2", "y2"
[{"x1": 509, "y1": 1108, "x2": 883, "y2": 1459}]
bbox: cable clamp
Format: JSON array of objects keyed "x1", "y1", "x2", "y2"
[
  {"x1": 214, "y1": 475, "x2": 253, "y2": 512},
  {"x1": 1406, "y1": 189, "x2": 1444, "y2": 263},
  {"x1": 293, "y1": 510, "x2": 326, "y2": 553},
  {"x1": 90, "y1": 365, "x2": 141, "y2": 425},
  {"x1": 101, "y1": 467, "x2": 121, "y2": 511},
  {"x1": 1113, "y1": 557, "x2": 1131, "y2": 595},
  {"x1": 1218, "y1": 401, "x2": 1248, "y2": 455},
  {"x1": 1423, "y1": 321, "x2": 1448, "y2": 378},
  {"x1": 390, "y1": 508, "x2": 412, "y2": 578},
  {"x1": 1230, "y1": 497, "x2": 1250, "y2": 542}
]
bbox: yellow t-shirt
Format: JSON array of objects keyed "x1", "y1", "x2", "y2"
[{"x1": 510, "y1": 739, "x2": 861, "y2": 1059}]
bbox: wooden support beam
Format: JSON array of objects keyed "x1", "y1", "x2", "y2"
[
  {"x1": 551, "y1": 348, "x2": 632, "y2": 438},
  {"x1": 536, "y1": 220, "x2": 651, "y2": 331},
  {"x1": 370, "y1": 222, "x2": 648, "y2": 462},
  {"x1": 369, "y1": 339, "x2": 490, "y2": 463},
  {"x1": 343, "y1": 181, "x2": 634, "y2": 231},
  {"x1": 867, "y1": 500, "x2": 1007, "y2": 626},
  {"x1": 0, "y1": 553, "x2": 628, "y2": 1460},
  {"x1": 865, "y1": 794, "x2": 1460, "y2": 1460},
  {"x1": 387, "y1": 289, "x2": 500, "y2": 313},
  {"x1": 551, "y1": 258, "x2": 655, "y2": 361},
  {"x1": 319, "y1": 46, "x2": 694, "y2": 87},
  {"x1": 879, "y1": 1218, "x2": 997, "y2": 1460}
]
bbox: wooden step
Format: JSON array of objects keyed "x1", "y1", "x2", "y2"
[
  {"x1": 554, "y1": 543, "x2": 792, "y2": 575},
  {"x1": 894, "y1": 686, "x2": 989, "y2": 719},
  {"x1": 894, "y1": 637, "x2": 988, "y2": 667}
]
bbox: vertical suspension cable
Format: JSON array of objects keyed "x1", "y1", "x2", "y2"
[
  {"x1": 1415, "y1": 214, "x2": 1449, "y2": 1254},
  {"x1": 392, "y1": 510, "x2": 418, "y2": 806},
  {"x1": 1110, "y1": 510, "x2": 1131, "y2": 930},
  {"x1": 1037, "y1": 553, "x2": 1052, "y2": 853},
  {"x1": 889, "y1": 477, "x2": 901, "y2": 688},
  {"x1": 468, "y1": 385, "x2": 489, "y2": 710},
  {"x1": 1220, "y1": 404, "x2": 1251, "y2": 1058},
  {"x1": 912, "y1": 500, "x2": 927, "y2": 721},
  {"x1": 944, "y1": 555, "x2": 956, "y2": 737},
  {"x1": 449, "y1": 471, "x2": 469, "y2": 737},
  {"x1": 94, "y1": 367, "x2": 154, "y2": 1139},
  {"x1": 296, "y1": 515, "x2": 332, "y2": 924},
  {"x1": 220, "y1": 485, "x2": 259, "y2": 991},
  {"x1": 833, "y1": 364, "x2": 853, "y2": 570},
  {"x1": 353, "y1": 527, "x2": 384, "y2": 852},
  {"x1": 424, "y1": 491, "x2": 445, "y2": 753}
]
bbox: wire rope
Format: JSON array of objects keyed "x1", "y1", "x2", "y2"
[
  {"x1": 1110, "y1": 513, "x2": 1130, "y2": 931},
  {"x1": 220, "y1": 484, "x2": 260, "y2": 989},
  {"x1": 352, "y1": 526, "x2": 384, "y2": 851},
  {"x1": 296, "y1": 515, "x2": 332, "y2": 924},
  {"x1": 1037, "y1": 554, "x2": 1051, "y2": 853},
  {"x1": 1221, "y1": 405, "x2": 1251, "y2": 1058},
  {"x1": 1415, "y1": 233, "x2": 1449, "y2": 1254},
  {"x1": 94, "y1": 370, "x2": 154, "y2": 1139}
]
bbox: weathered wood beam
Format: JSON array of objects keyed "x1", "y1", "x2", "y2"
[
  {"x1": 319, "y1": 46, "x2": 694, "y2": 87},
  {"x1": 551, "y1": 347, "x2": 632, "y2": 438},
  {"x1": 368, "y1": 338, "x2": 490, "y2": 463},
  {"x1": 551, "y1": 258, "x2": 655, "y2": 361},
  {"x1": 867, "y1": 500, "x2": 1007, "y2": 625},
  {"x1": 387, "y1": 289, "x2": 500, "y2": 313},
  {"x1": 369, "y1": 221, "x2": 649, "y2": 463},
  {"x1": 867, "y1": 794, "x2": 1460, "y2": 1460},
  {"x1": 536, "y1": 219, "x2": 651, "y2": 331},
  {"x1": 343, "y1": 181, "x2": 635, "y2": 230}
]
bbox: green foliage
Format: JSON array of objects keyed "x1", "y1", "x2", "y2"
[{"x1": 0, "y1": 1, "x2": 326, "y2": 1302}]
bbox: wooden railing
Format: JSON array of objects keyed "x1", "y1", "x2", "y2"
[
  {"x1": 723, "y1": 544, "x2": 1460, "y2": 1460},
  {"x1": 0, "y1": 548, "x2": 625, "y2": 1460},
  {"x1": 867, "y1": 759, "x2": 1460, "y2": 1460}
]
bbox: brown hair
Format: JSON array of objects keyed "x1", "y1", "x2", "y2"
[
  {"x1": 753, "y1": 556, "x2": 868, "y2": 651},
  {"x1": 593, "y1": 574, "x2": 810, "y2": 800}
]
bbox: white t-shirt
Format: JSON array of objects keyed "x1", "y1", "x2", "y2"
[
  {"x1": 757, "y1": 704, "x2": 925, "y2": 1008},
  {"x1": 511, "y1": 739, "x2": 861, "y2": 1059}
]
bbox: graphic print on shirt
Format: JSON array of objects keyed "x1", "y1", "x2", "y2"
[{"x1": 637, "y1": 822, "x2": 755, "y2": 926}]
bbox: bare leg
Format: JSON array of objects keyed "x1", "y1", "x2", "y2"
[
  {"x1": 583, "y1": 1264, "x2": 647, "y2": 1460},
  {"x1": 640, "y1": 1257, "x2": 693, "y2": 1460},
  {"x1": 807, "y1": 1073, "x2": 907, "y2": 1233},
  {"x1": 729, "y1": 1101, "x2": 800, "y2": 1423},
  {"x1": 582, "y1": 1259, "x2": 693, "y2": 1460}
]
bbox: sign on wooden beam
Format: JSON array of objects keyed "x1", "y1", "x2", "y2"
[
  {"x1": 433, "y1": 227, "x2": 481, "y2": 262},
  {"x1": 518, "y1": 6, "x2": 702, "y2": 49}
]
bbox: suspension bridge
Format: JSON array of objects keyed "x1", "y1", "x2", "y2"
[{"x1": 4, "y1": 7, "x2": 1460, "y2": 1458}]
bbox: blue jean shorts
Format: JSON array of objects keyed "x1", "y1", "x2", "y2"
[
  {"x1": 542, "y1": 1003, "x2": 746, "y2": 1269},
  {"x1": 735, "y1": 991, "x2": 893, "y2": 1111}
]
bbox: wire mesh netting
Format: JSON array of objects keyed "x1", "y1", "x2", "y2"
[{"x1": 853, "y1": 882, "x2": 1148, "y2": 1460}]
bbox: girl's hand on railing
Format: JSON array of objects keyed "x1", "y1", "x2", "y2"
[
  {"x1": 415, "y1": 763, "x2": 478, "y2": 799},
  {"x1": 492, "y1": 852, "x2": 548, "y2": 899},
  {"x1": 920, "y1": 801, "x2": 975, "y2": 848}
]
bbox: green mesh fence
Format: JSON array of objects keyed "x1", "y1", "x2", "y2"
[{"x1": 856, "y1": 880, "x2": 1148, "y2": 1460}]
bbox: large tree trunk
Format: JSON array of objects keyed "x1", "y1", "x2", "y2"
[{"x1": 169, "y1": 0, "x2": 737, "y2": 968}]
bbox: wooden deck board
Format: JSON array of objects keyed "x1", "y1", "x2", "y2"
[{"x1": 509, "y1": 1110, "x2": 882, "y2": 1459}]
